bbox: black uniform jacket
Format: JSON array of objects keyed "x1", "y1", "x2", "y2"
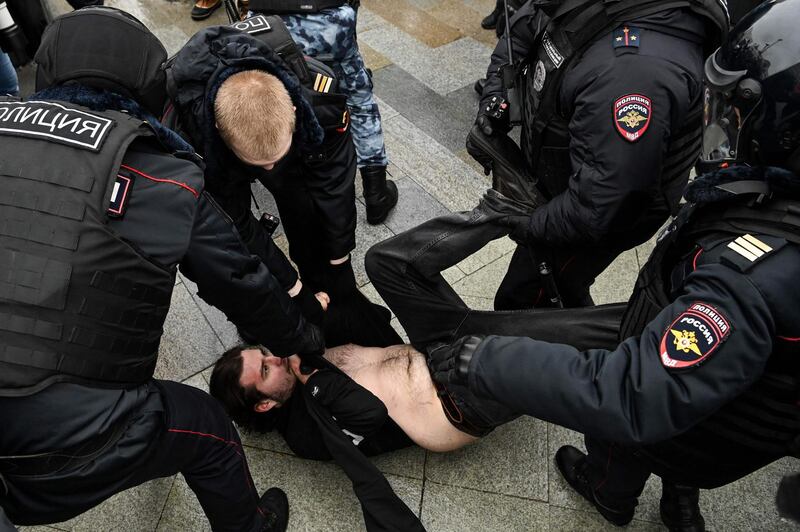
[
  {"x1": 166, "y1": 26, "x2": 356, "y2": 263},
  {"x1": 468, "y1": 193, "x2": 800, "y2": 447},
  {"x1": 483, "y1": 6, "x2": 707, "y2": 248}
]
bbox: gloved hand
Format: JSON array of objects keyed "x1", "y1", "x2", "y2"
[
  {"x1": 295, "y1": 320, "x2": 325, "y2": 359},
  {"x1": 292, "y1": 283, "x2": 325, "y2": 326},
  {"x1": 476, "y1": 95, "x2": 511, "y2": 137},
  {"x1": 427, "y1": 335, "x2": 486, "y2": 387},
  {"x1": 496, "y1": 214, "x2": 531, "y2": 244}
]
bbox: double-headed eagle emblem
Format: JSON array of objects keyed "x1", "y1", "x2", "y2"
[
  {"x1": 618, "y1": 110, "x2": 648, "y2": 128},
  {"x1": 670, "y1": 330, "x2": 702, "y2": 357}
]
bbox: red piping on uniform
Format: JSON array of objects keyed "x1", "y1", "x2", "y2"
[
  {"x1": 161, "y1": 103, "x2": 174, "y2": 122},
  {"x1": 778, "y1": 336, "x2": 800, "y2": 342},
  {"x1": 533, "y1": 288, "x2": 544, "y2": 306},
  {"x1": 120, "y1": 164, "x2": 199, "y2": 198},
  {"x1": 167, "y1": 428, "x2": 240, "y2": 447},
  {"x1": 692, "y1": 248, "x2": 703, "y2": 270},
  {"x1": 559, "y1": 255, "x2": 577, "y2": 275}
]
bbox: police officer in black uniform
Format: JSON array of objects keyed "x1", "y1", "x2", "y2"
[
  {"x1": 0, "y1": 8, "x2": 329, "y2": 530},
  {"x1": 164, "y1": 19, "x2": 372, "y2": 320},
  {"x1": 468, "y1": 0, "x2": 729, "y2": 310},
  {"x1": 432, "y1": 2, "x2": 800, "y2": 529}
]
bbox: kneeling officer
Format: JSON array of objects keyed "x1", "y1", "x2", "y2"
[{"x1": 0, "y1": 7, "x2": 321, "y2": 530}]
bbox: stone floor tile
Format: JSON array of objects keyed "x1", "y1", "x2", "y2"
[
  {"x1": 18, "y1": 527, "x2": 65, "y2": 532},
  {"x1": 353, "y1": 202, "x2": 396, "y2": 287},
  {"x1": 372, "y1": 64, "x2": 477, "y2": 153},
  {"x1": 635, "y1": 233, "x2": 659, "y2": 269},
  {"x1": 159, "y1": 448, "x2": 423, "y2": 531},
  {"x1": 426, "y1": 0, "x2": 497, "y2": 47},
  {"x1": 155, "y1": 282, "x2": 224, "y2": 382},
  {"x1": 250, "y1": 182, "x2": 285, "y2": 238},
  {"x1": 356, "y1": 6, "x2": 389, "y2": 33},
  {"x1": 390, "y1": 316, "x2": 410, "y2": 344},
  {"x1": 420, "y1": 480, "x2": 550, "y2": 532},
  {"x1": 547, "y1": 505, "x2": 663, "y2": 531},
  {"x1": 374, "y1": 95, "x2": 400, "y2": 122},
  {"x1": 383, "y1": 114, "x2": 489, "y2": 212},
  {"x1": 455, "y1": 235, "x2": 515, "y2": 275},
  {"x1": 370, "y1": 445, "x2": 427, "y2": 480},
  {"x1": 360, "y1": 0, "x2": 462, "y2": 48},
  {"x1": 179, "y1": 273, "x2": 242, "y2": 351},
  {"x1": 382, "y1": 176, "x2": 450, "y2": 235},
  {"x1": 442, "y1": 265, "x2": 467, "y2": 285},
  {"x1": 451, "y1": 252, "x2": 513, "y2": 300},
  {"x1": 589, "y1": 248, "x2": 639, "y2": 305},
  {"x1": 359, "y1": 281, "x2": 394, "y2": 319},
  {"x1": 65, "y1": 477, "x2": 175, "y2": 532},
  {"x1": 359, "y1": 42, "x2": 393, "y2": 72},
  {"x1": 426, "y1": 417, "x2": 549, "y2": 501},
  {"x1": 361, "y1": 26, "x2": 492, "y2": 95},
  {"x1": 461, "y1": 294, "x2": 496, "y2": 311}
]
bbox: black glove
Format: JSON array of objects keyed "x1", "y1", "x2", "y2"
[
  {"x1": 477, "y1": 95, "x2": 511, "y2": 137},
  {"x1": 496, "y1": 214, "x2": 531, "y2": 244},
  {"x1": 427, "y1": 335, "x2": 485, "y2": 387},
  {"x1": 293, "y1": 283, "x2": 325, "y2": 326},
  {"x1": 295, "y1": 321, "x2": 325, "y2": 359},
  {"x1": 323, "y1": 257, "x2": 358, "y2": 301}
]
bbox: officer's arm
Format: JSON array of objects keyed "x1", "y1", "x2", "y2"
[
  {"x1": 302, "y1": 132, "x2": 357, "y2": 261},
  {"x1": 526, "y1": 54, "x2": 697, "y2": 245},
  {"x1": 468, "y1": 263, "x2": 774, "y2": 444},
  {"x1": 180, "y1": 192, "x2": 310, "y2": 356},
  {"x1": 482, "y1": 2, "x2": 539, "y2": 106}
]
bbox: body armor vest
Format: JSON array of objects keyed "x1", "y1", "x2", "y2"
[
  {"x1": 0, "y1": 98, "x2": 175, "y2": 397},
  {"x1": 518, "y1": 0, "x2": 729, "y2": 202},
  {"x1": 619, "y1": 183, "x2": 800, "y2": 477}
]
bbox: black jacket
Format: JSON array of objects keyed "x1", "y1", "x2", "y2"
[
  {"x1": 166, "y1": 25, "x2": 357, "y2": 262},
  {"x1": 484, "y1": 6, "x2": 708, "y2": 248}
]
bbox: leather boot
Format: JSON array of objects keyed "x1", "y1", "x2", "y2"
[
  {"x1": 256, "y1": 487, "x2": 289, "y2": 532},
  {"x1": 660, "y1": 483, "x2": 705, "y2": 532},
  {"x1": 361, "y1": 165, "x2": 398, "y2": 225},
  {"x1": 481, "y1": 5, "x2": 502, "y2": 29},
  {"x1": 555, "y1": 446, "x2": 636, "y2": 526}
]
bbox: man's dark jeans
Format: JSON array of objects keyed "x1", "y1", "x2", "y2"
[{"x1": 365, "y1": 190, "x2": 625, "y2": 351}]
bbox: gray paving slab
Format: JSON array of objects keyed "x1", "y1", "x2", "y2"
[
  {"x1": 426, "y1": 417, "x2": 549, "y2": 501},
  {"x1": 590, "y1": 248, "x2": 639, "y2": 305},
  {"x1": 372, "y1": 64, "x2": 477, "y2": 154},
  {"x1": 381, "y1": 176, "x2": 450, "y2": 235},
  {"x1": 250, "y1": 182, "x2": 285, "y2": 238},
  {"x1": 178, "y1": 273, "x2": 242, "y2": 351},
  {"x1": 421, "y1": 481, "x2": 550, "y2": 532},
  {"x1": 158, "y1": 448, "x2": 423, "y2": 531},
  {"x1": 455, "y1": 235, "x2": 516, "y2": 275},
  {"x1": 155, "y1": 281, "x2": 225, "y2": 382},
  {"x1": 360, "y1": 26, "x2": 492, "y2": 95},
  {"x1": 383, "y1": 113, "x2": 490, "y2": 212},
  {"x1": 352, "y1": 201, "x2": 396, "y2": 287},
  {"x1": 451, "y1": 251, "x2": 513, "y2": 300},
  {"x1": 548, "y1": 505, "x2": 663, "y2": 531}
]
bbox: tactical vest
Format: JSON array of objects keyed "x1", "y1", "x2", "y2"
[
  {"x1": 0, "y1": 98, "x2": 175, "y2": 397},
  {"x1": 248, "y1": 0, "x2": 352, "y2": 15},
  {"x1": 619, "y1": 183, "x2": 800, "y2": 471},
  {"x1": 518, "y1": 0, "x2": 729, "y2": 202}
]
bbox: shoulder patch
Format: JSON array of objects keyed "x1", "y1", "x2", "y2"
[
  {"x1": 660, "y1": 302, "x2": 731, "y2": 370},
  {"x1": 313, "y1": 72, "x2": 334, "y2": 94},
  {"x1": 231, "y1": 14, "x2": 272, "y2": 36},
  {"x1": 0, "y1": 100, "x2": 114, "y2": 152},
  {"x1": 613, "y1": 26, "x2": 641, "y2": 48},
  {"x1": 614, "y1": 94, "x2": 651, "y2": 142},
  {"x1": 107, "y1": 173, "x2": 134, "y2": 218}
]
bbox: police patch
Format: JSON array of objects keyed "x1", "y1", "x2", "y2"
[
  {"x1": 0, "y1": 100, "x2": 113, "y2": 151},
  {"x1": 659, "y1": 302, "x2": 731, "y2": 370},
  {"x1": 231, "y1": 14, "x2": 272, "y2": 35},
  {"x1": 614, "y1": 94, "x2": 651, "y2": 142},
  {"x1": 533, "y1": 60, "x2": 546, "y2": 92}
]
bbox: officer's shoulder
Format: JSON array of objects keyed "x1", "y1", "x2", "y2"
[
  {"x1": 304, "y1": 57, "x2": 338, "y2": 95},
  {"x1": 718, "y1": 233, "x2": 800, "y2": 278},
  {"x1": 121, "y1": 138, "x2": 205, "y2": 197}
]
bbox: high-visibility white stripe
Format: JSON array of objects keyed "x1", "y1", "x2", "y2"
[
  {"x1": 323, "y1": 76, "x2": 333, "y2": 93},
  {"x1": 734, "y1": 237, "x2": 764, "y2": 258},
  {"x1": 742, "y1": 234, "x2": 772, "y2": 253},
  {"x1": 728, "y1": 241, "x2": 759, "y2": 262}
]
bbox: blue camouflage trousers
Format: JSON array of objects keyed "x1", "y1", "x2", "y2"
[{"x1": 269, "y1": 6, "x2": 388, "y2": 168}]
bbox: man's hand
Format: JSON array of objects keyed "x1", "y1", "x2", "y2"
[
  {"x1": 427, "y1": 335, "x2": 486, "y2": 386},
  {"x1": 497, "y1": 214, "x2": 532, "y2": 244},
  {"x1": 289, "y1": 355, "x2": 317, "y2": 384}
]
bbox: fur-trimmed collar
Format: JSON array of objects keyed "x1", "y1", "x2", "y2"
[
  {"x1": 32, "y1": 84, "x2": 196, "y2": 156},
  {"x1": 685, "y1": 165, "x2": 800, "y2": 204}
]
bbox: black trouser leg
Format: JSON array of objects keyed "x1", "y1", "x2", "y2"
[
  {"x1": 151, "y1": 380, "x2": 263, "y2": 532},
  {"x1": 366, "y1": 191, "x2": 625, "y2": 350},
  {"x1": 583, "y1": 434, "x2": 651, "y2": 506}
]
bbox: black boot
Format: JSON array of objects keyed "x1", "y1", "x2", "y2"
[
  {"x1": 481, "y1": 5, "x2": 502, "y2": 29},
  {"x1": 660, "y1": 483, "x2": 705, "y2": 532},
  {"x1": 255, "y1": 487, "x2": 289, "y2": 532},
  {"x1": 555, "y1": 446, "x2": 636, "y2": 526},
  {"x1": 361, "y1": 165, "x2": 398, "y2": 225}
]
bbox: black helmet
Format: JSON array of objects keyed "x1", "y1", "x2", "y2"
[
  {"x1": 700, "y1": 0, "x2": 800, "y2": 174},
  {"x1": 34, "y1": 7, "x2": 168, "y2": 116}
]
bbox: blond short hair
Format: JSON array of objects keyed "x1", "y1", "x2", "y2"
[{"x1": 215, "y1": 70, "x2": 296, "y2": 161}]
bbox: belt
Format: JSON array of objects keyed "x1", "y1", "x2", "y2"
[{"x1": 0, "y1": 420, "x2": 127, "y2": 477}]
